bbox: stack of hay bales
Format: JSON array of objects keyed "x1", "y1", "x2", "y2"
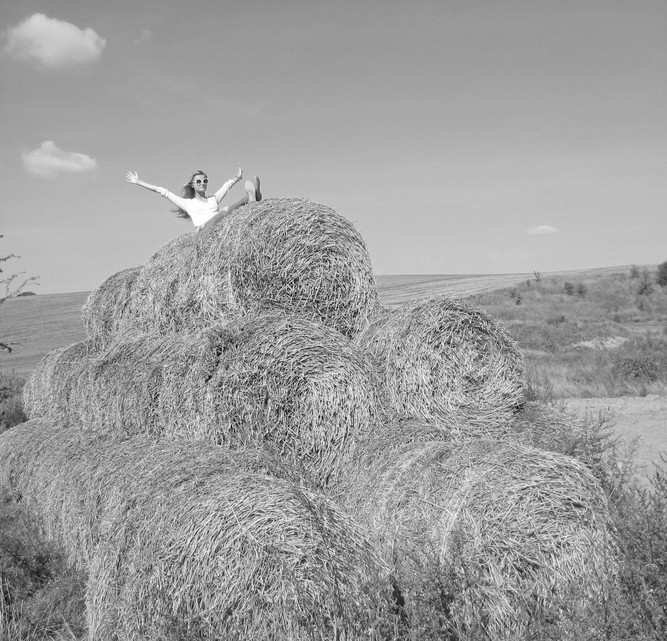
[{"x1": 9, "y1": 196, "x2": 616, "y2": 639}]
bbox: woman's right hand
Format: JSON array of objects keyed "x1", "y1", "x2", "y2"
[
  {"x1": 126, "y1": 171, "x2": 139, "y2": 184},
  {"x1": 236, "y1": 167, "x2": 243, "y2": 181}
]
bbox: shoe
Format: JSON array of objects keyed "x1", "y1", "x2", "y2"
[
  {"x1": 245, "y1": 180, "x2": 256, "y2": 203},
  {"x1": 254, "y1": 176, "x2": 262, "y2": 202}
]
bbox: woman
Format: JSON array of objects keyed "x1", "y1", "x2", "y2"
[{"x1": 126, "y1": 168, "x2": 262, "y2": 231}]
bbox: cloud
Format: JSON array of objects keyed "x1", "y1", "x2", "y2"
[
  {"x1": 527, "y1": 225, "x2": 558, "y2": 236},
  {"x1": 3, "y1": 13, "x2": 105, "y2": 69},
  {"x1": 22, "y1": 141, "x2": 98, "y2": 177}
]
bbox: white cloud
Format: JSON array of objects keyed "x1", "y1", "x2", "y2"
[
  {"x1": 22, "y1": 141, "x2": 98, "y2": 177},
  {"x1": 527, "y1": 225, "x2": 558, "y2": 236},
  {"x1": 3, "y1": 13, "x2": 105, "y2": 69}
]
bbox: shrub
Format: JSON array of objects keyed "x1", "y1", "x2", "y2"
[
  {"x1": 564, "y1": 281, "x2": 575, "y2": 296},
  {"x1": 656, "y1": 260, "x2": 667, "y2": 287},
  {"x1": 637, "y1": 269, "x2": 655, "y2": 296},
  {"x1": 577, "y1": 282, "x2": 588, "y2": 297}
]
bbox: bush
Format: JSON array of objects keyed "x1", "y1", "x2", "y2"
[
  {"x1": 564, "y1": 281, "x2": 575, "y2": 296},
  {"x1": 657, "y1": 261, "x2": 667, "y2": 287},
  {"x1": 637, "y1": 269, "x2": 655, "y2": 296}
]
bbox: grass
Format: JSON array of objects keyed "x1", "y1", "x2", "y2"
[{"x1": 470, "y1": 267, "x2": 667, "y2": 398}]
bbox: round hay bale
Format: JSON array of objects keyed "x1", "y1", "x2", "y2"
[
  {"x1": 22, "y1": 341, "x2": 94, "y2": 422},
  {"x1": 49, "y1": 316, "x2": 382, "y2": 486},
  {"x1": 355, "y1": 296, "x2": 525, "y2": 433},
  {"x1": 222, "y1": 198, "x2": 379, "y2": 338},
  {"x1": 81, "y1": 266, "x2": 141, "y2": 349},
  {"x1": 338, "y1": 421, "x2": 616, "y2": 639},
  {"x1": 0, "y1": 420, "x2": 398, "y2": 640},
  {"x1": 200, "y1": 313, "x2": 384, "y2": 485},
  {"x1": 120, "y1": 199, "x2": 379, "y2": 339}
]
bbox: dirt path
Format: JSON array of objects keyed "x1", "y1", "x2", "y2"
[{"x1": 563, "y1": 395, "x2": 667, "y2": 478}]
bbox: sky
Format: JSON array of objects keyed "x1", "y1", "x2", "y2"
[{"x1": 1, "y1": 0, "x2": 665, "y2": 294}]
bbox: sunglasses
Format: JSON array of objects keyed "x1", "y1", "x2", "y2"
[{"x1": 194, "y1": 178, "x2": 208, "y2": 185}]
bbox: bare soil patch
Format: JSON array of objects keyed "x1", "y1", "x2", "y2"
[{"x1": 563, "y1": 395, "x2": 667, "y2": 476}]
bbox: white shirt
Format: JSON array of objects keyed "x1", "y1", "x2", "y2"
[{"x1": 156, "y1": 178, "x2": 235, "y2": 230}]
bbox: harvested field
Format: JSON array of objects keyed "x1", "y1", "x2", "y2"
[
  {"x1": 0, "y1": 419, "x2": 398, "y2": 640},
  {"x1": 356, "y1": 296, "x2": 525, "y2": 433},
  {"x1": 337, "y1": 420, "x2": 616, "y2": 639}
]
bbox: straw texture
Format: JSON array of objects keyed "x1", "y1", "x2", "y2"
[
  {"x1": 25, "y1": 316, "x2": 383, "y2": 486},
  {"x1": 0, "y1": 419, "x2": 398, "y2": 640},
  {"x1": 338, "y1": 420, "x2": 616, "y2": 639},
  {"x1": 81, "y1": 266, "x2": 141, "y2": 349},
  {"x1": 356, "y1": 296, "x2": 525, "y2": 434}
]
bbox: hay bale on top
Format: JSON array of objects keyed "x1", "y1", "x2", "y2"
[
  {"x1": 22, "y1": 341, "x2": 93, "y2": 421},
  {"x1": 356, "y1": 296, "x2": 525, "y2": 433},
  {"x1": 0, "y1": 420, "x2": 397, "y2": 640},
  {"x1": 81, "y1": 266, "x2": 140, "y2": 349},
  {"x1": 338, "y1": 421, "x2": 616, "y2": 640},
  {"x1": 222, "y1": 198, "x2": 379, "y2": 338},
  {"x1": 120, "y1": 198, "x2": 379, "y2": 340}
]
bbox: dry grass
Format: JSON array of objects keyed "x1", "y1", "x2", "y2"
[
  {"x1": 355, "y1": 296, "x2": 525, "y2": 435},
  {"x1": 0, "y1": 419, "x2": 399, "y2": 640},
  {"x1": 81, "y1": 266, "x2": 140, "y2": 350},
  {"x1": 337, "y1": 420, "x2": 616, "y2": 639},
  {"x1": 24, "y1": 315, "x2": 384, "y2": 486}
]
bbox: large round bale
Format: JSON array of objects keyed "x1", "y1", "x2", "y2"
[
  {"x1": 122, "y1": 199, "x2": 379, "y2": 339},
  {"x1": 200, "y1": 313, "x2": 385, "y2": 485},
  {"x1": 81, "y1": 266, "x2": 140, "y2": 349},
  {"x1": 78, "y1": 327, "x2": 233, "y2": 437},
  {"x1": 221, "y1": 198, "x2": 379, "y2": 338},
  {"x1": 355, "y1": 296, "x2": 525, "y2": 433},
  {"x1": 0, "y1": 420, "x2": 399, "y2": 640},
  {"x1": 338, "y1": 421, "x2": 616, "y2": 640},
  {"x1": 22, "y1": 341, "x2": 93, "y2": 421}
]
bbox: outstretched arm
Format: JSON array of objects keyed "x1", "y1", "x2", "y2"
[
  {"x1": 213, "y1": 167, "x2": 244, "y2": 205},
  {"x1": 126, "y1": 171, "x2": 163, "y2": 194},
  {"x1": 126, "y1": 171, "x2": 191, "y2": 212}
]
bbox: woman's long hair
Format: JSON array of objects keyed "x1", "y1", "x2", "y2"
[{"x1": 172, "y1": 169, "x2": 207, "y2": 220}]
